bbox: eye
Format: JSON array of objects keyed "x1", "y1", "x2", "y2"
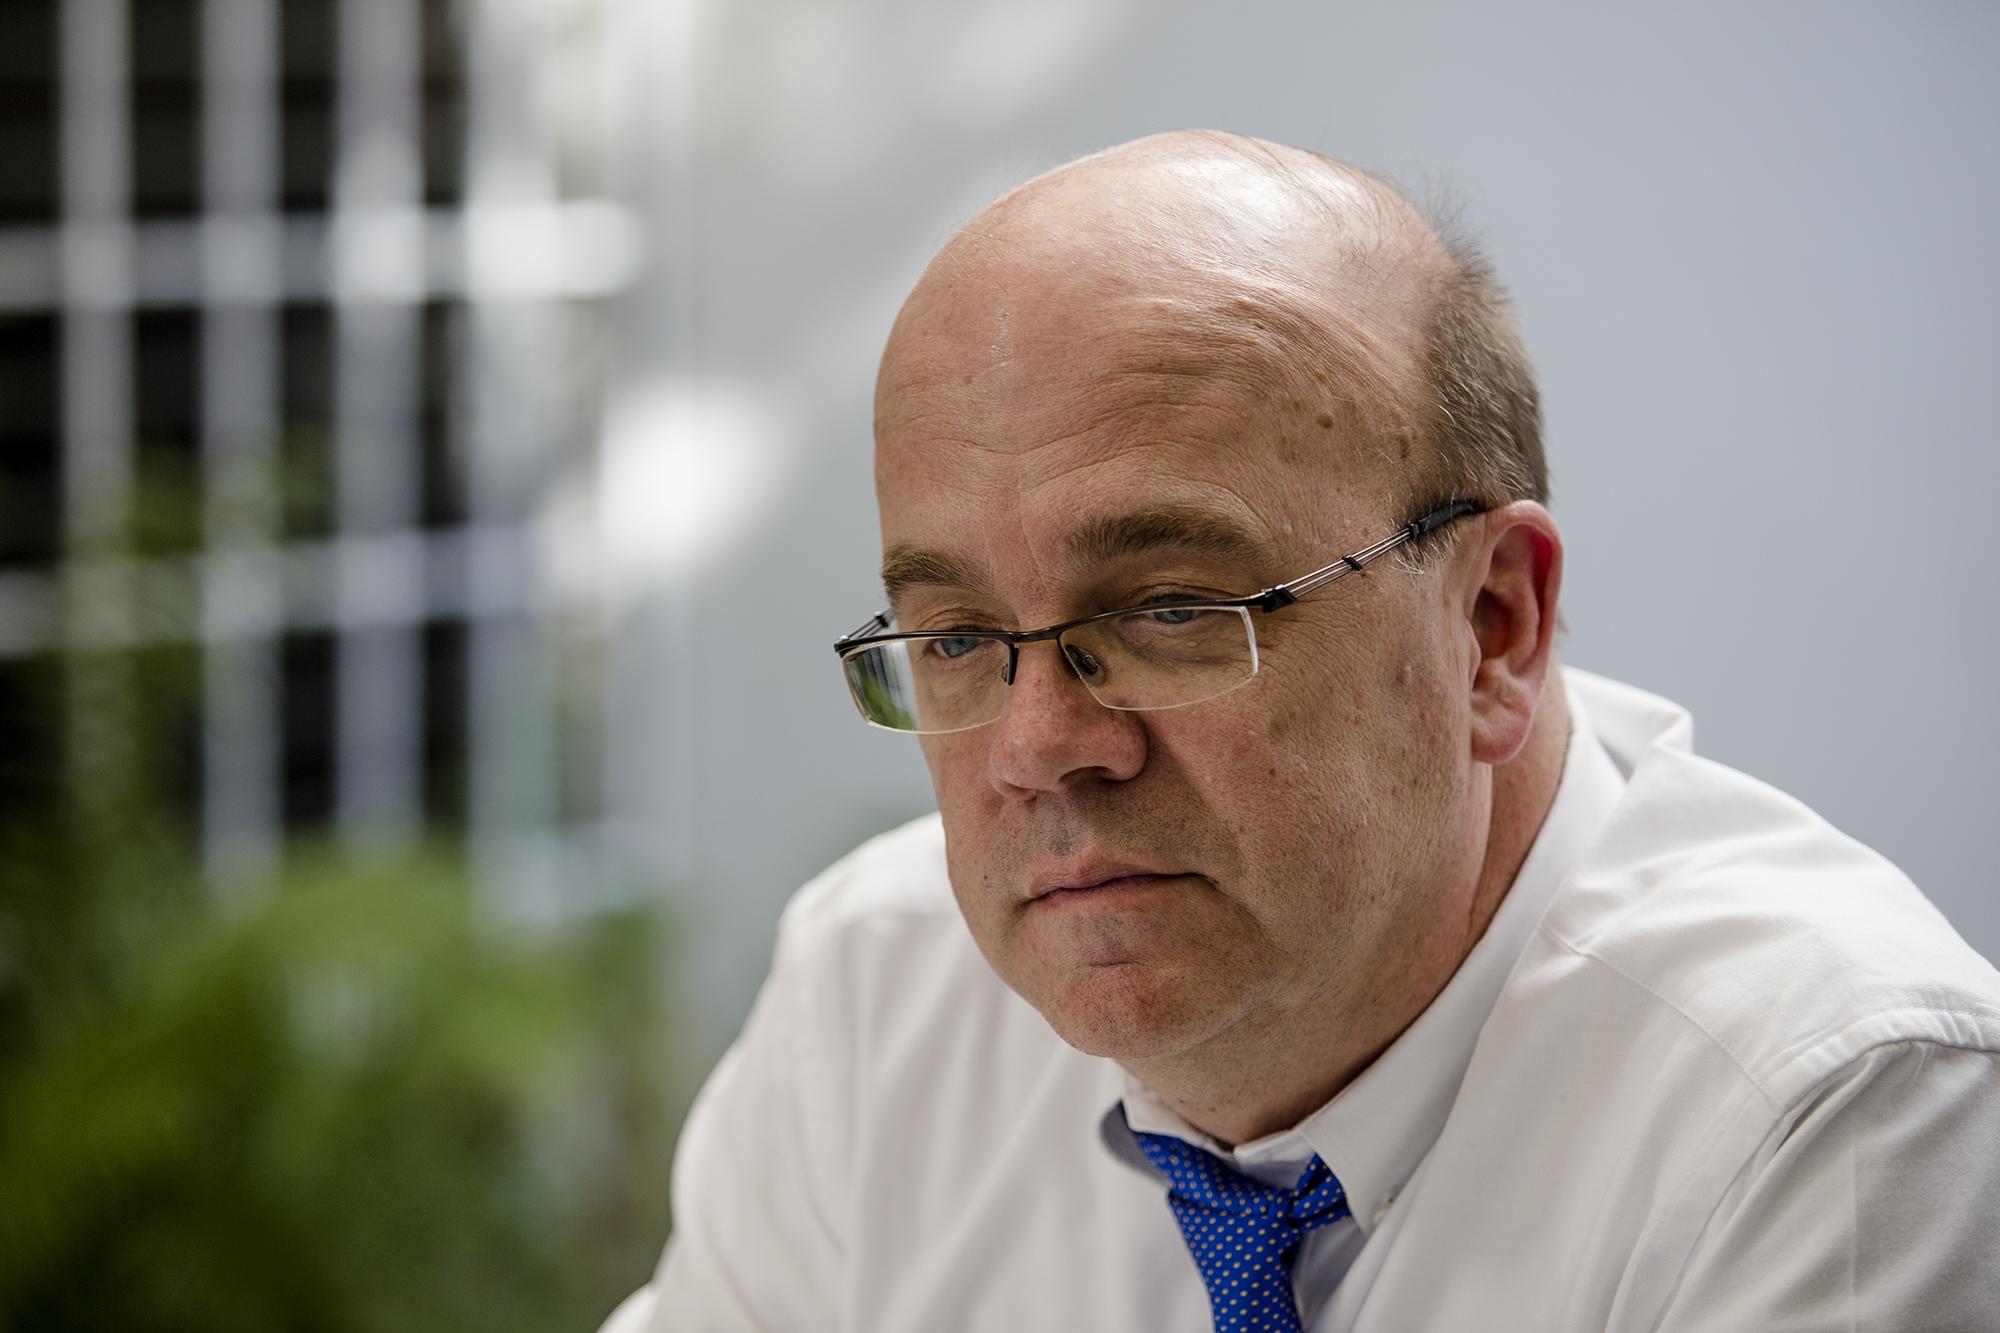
[
  {"x1": 1129, "y1": 592, "x2": 1213, "y2": 624},
  {"x1": 927, "y1": 634, "x2": 989, "y2": 660}
]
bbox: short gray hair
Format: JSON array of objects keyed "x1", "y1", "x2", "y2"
[{"x1": 1415, "y1": 229, "x2": 1548, "y2": 513}]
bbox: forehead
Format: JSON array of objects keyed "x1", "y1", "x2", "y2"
[{"x1": 874, "y1": 272, "x2": 1406, "y2": 605}]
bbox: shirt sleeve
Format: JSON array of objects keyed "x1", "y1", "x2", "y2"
[
  {"x1": 1656, "y1": 1039, "x2": 2000, "y2": 1331},
  {"x1": 594, "y1": 1286, "x2": 657, "y2": 1333},
  {"x1": 645, "y1": 902, "x2": 851, "y2": 1331}
]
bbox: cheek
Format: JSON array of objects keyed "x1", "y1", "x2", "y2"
[
  {"x1": 1222, "y1": 615, "x2": 1462, "y2": 869},
  {"x1": 1267, "y1": 598, "x2": 1462, "y2": 756},
  {"x1": 1146, "y1": 701, "x2": 1359, "y2": 899},
  {"x1": 1246, "y1": 631, "x2": 1374, "y2": 799},
  {"x1": 919, "y1": 731, "x2": 986, "y2": 802},
  {"x1": 920, "y1": 734, "x2": 1005, "y2": 906}
]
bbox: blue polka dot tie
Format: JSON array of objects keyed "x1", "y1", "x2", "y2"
[{"x1": 1134, "y1": 1131, "x2": 1352, "y2": 1333}]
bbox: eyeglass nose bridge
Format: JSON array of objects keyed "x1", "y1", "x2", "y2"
[{"x1": 994, "y1": 628, "x2": 1103, "y2": 691}]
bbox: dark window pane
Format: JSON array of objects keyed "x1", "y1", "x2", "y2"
[
  {"x1": 0, "y1": 655, "x2": 60, "y2": 817},
  {"x1": 279, "y1": 304, "x2": 334, "y2": 538},
  {"x1": 420, "y1": 0, "x2": 465, "y2": 207},
  {"x1": 0, "y1": 0, "x2": 55, "y2": 81},
  {"x1": 421, "y1": 617, "x2": 465, "y2": 828},
  {"x1": 0, "y1": 434, "x2": 60, "y2": 566},
  {"x1": 130, "y1": 0, "x2": 202, "y2": 218},
  {"x1": 279, "y1": 0, "x2": 335, "y2": 212},
  {"x1": 418, "y1": 300, "x2": 461, "y2": 528},
  {"x1": 279, "y1": 629, "x2": 335, "y2": 828},
  {"x1": 0, "y1": 0, "x2": 56, "y2": 224},
  {"x1": 132, "y1": 309, "x2": 202, "y2": 555},
  {"x1": 129, "y1": 0, "x2": 201, "y2": 81},
  {"x1": 0, "y1": 314, "x2": 61, "y2": 565},
  {"x1": 0, "y1": 94, "x2": 56, "y2": 225}
]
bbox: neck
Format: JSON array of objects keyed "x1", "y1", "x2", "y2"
[
  {"x1": 1466, "y1": 665, "x2": 1571, "y2": 959},
  {"x1": 1132, "y1": 666, "x2": 1574, "y2": 1148}
]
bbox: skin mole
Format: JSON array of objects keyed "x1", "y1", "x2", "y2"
[{"x1": 1317, "y1": 412, "x2": 1335, "y2": 429}]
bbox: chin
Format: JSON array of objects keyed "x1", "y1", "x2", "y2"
[{"x1": 1031, "y1": 962, "x2": 1235, "y2": 1061}]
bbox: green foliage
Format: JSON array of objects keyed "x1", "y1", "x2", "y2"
[{"x1": 0, "y1": 652, "x2": 677, "y2": 1333}]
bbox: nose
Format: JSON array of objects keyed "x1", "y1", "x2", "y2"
[{"x1": 986, "y1": 638, "x2": 1146, "y2": 798}]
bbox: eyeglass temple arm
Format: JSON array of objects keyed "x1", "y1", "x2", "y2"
[
  {"x1": 835, "y1": 503, "x2": 1482, "y2": 638},
  {"x1": 1250, "y1": 501, "x2": 1482, "y2": 611},
  {"x1": 835, "y1": 611, "x2": 891, "y2": 650}
]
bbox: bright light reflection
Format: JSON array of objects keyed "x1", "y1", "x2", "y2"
[{"x1": 589, "y1": 378, "x2": 789, "y2": 603}]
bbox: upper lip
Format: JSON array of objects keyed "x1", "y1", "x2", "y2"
[{"x1": 1027, "y1": 860, "x2": 1183, "y2": 900}]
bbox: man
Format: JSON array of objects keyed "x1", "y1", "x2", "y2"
[{"x1": 608, "y1": 132, "x2": 2000, "y2": 1331}]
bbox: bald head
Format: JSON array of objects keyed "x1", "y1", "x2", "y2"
[
  {"x1": 963, "y1": 131, "x2": 1437, "y2": 286},
  {"x1": 877, "y1": 130, "x2": 1545, "y2": 518}
]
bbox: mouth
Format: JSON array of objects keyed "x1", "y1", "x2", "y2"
[{"x1": 1027, "y1": 862, "x2": 1188, "y2": 903}]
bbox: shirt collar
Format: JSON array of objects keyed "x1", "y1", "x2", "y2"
[{"x1": 1100, "y1": 673, "x2": 1630, "y2": 1232}]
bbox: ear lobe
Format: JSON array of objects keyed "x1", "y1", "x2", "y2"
[{"x1": 1465, "y1": 503, "x2": 1563, "y2": 767}]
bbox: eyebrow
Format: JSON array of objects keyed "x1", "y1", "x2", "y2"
[
  {"x1": 880, "y1": 503, "x2": 1272, "y2": 605},
  {"x1": 880, "y1": 545, "x2": 992, "y2": 603},
  {"x1": 1065, "y1": 503, "x2": 1271, "y2": 571}
]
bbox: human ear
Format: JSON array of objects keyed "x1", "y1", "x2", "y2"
[{"x1": 1463, "y1": 502, "x2": 1563, "y2": 767}]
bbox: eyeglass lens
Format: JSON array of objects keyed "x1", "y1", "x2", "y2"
[{"x1": 841, "y1": 605, "x2": 1258, "y2": 734}]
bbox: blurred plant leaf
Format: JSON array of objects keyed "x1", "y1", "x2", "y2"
[
  {"x1": 0, "y1": 838, "x2": 676, "y2": 1333},
  {"x1": 0, "y1": 641, "x2": 677, "y2": 1332}
]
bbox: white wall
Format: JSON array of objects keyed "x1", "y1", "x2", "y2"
[{"x1": 615, "y1": 0, "x2": 2000, "y2": 1064}]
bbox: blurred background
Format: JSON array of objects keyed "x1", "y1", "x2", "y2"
[{"x1": 1, "y1": 0, "x2": 1994, "y2": 1328}]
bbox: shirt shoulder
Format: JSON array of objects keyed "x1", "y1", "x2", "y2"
[
  {"x1": 1391, "y1": 692, "x2": 2000, "y2": 1328},
  {"x1": 769, "y1": 812, "x2": 1005, "y2": 1043},
  {"x1": 1533, "y1": 728, "x2": 2000, "y2": 1107},
  {"x1": 768, "y1": 812, "x2": 1039, "y2": 1067},
  {"x1": 778, "y1": 812, "x2": 959, "y2": 938}
]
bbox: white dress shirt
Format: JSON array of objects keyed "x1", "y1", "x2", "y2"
[{"x1": 613, "y1": 668, "x2": 2000, "y2": 1332}]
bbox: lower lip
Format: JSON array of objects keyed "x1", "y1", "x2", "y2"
[{"x1": 1035, "y1": 873, "x2": 1184, "y2": 908}]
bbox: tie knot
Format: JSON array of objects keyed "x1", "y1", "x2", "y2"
[
  {"x1": 1283, "y1": 1157, "x2": 1350, "y2": 1225},
  {"x1": 1132, "y1": 1130, "x2": 1352, "y2": 1333},
  {"x1": 1134, "y1": 1131, "x2": 1350, "y2": 1230}
]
